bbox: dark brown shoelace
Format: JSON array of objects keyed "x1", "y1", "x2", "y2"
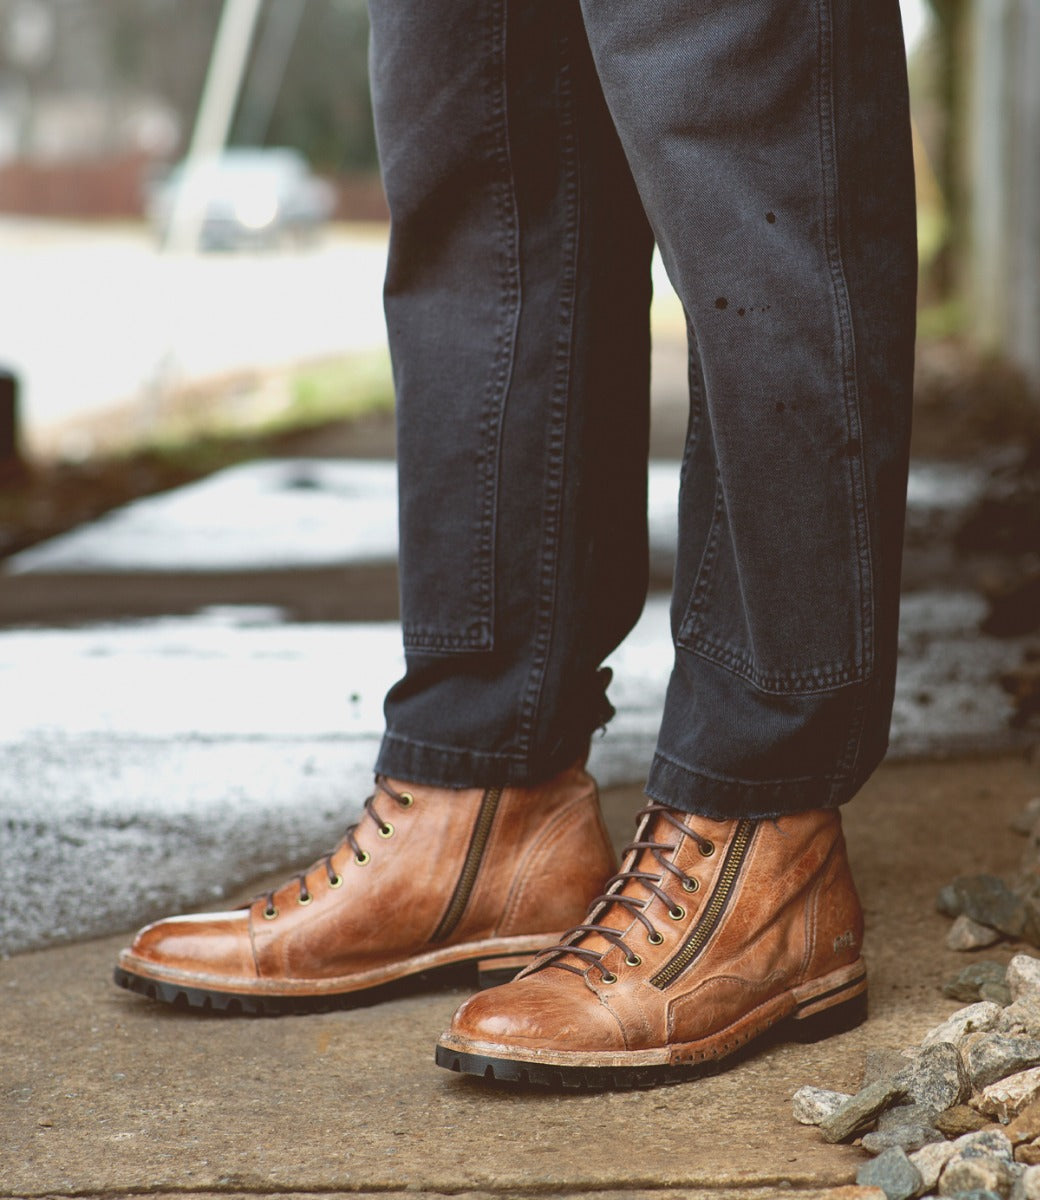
[
  {"x1": 527, "y1": 802, "x2": 716, "y2": 983},
  {"x1": 259, "y1": 776, "x2": 414, "y2": 918}
]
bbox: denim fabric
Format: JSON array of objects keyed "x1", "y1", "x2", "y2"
[{"x1": 369, "y1": 0, "x2": 917, "y2": 819}]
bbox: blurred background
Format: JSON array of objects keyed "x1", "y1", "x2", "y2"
[{"x1": 0, "y1": 0, "x2": 1037, "y2": 525}]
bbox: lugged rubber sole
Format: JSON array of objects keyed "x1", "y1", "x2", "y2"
[
  {"x1": 112, "y1": 947, "x2": 534, "y2": 1016},
  {"x1": 435, "y1": 985, "x2": 868, "y2": 1091}
]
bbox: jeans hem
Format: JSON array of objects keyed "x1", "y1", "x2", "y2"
[
  {"x1": 645, "y1": 750, "x2": 872, "y2": 821},
  {"x1": 375, "y1": 729, "x2": 591, "y2": 790}
]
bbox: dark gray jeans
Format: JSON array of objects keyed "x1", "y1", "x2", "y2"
[{"x1": 369, "y1": 0, "x2": 917, "y2": 819}]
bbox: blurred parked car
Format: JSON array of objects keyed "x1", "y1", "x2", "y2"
[{"x1": 146, "y1": 148, "x2": 337, "y2": 250}]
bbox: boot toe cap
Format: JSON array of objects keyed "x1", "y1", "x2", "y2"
[
  {"x1": 120, "y1": 910, "x2": 258, "y2": 984},
  {"x1": 446, "y1": 971, "x2": 627, "y2": 1054}
]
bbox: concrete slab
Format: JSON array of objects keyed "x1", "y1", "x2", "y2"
[
  {"x1": 2, "y1": 757, "x2": 1038, "y2": 1198},
  {"x1": 3, "y1": 459, "x2": 986, "y2": 577}
]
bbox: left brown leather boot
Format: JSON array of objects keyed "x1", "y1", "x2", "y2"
[
  {"x1": 114, "y1": 763, "x2": 616, "y2": 1013},
  {"x1": 436, "y1": 801, "x2": 866, "y2": 1088}
]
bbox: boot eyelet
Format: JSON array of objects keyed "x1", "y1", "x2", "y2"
[
  {"x1": 328, "y1": 873, "x2": 343, "y2": 888},
  {"x1": 397, "y1": 792, "x2": 414, "y2": 808},
  {"x1": 647, "y1": 930, "x2": 664, "y2": 945},
  {"x1": 668, "y1": 905, "x2": 686, "y2": 921},
  {"x1": 699, "y1": 840, "x2": 715, "y2": 857},
  {"x1": 600, "y1": 971, "x2": 618, "y2": 985},
  {"x1": 625, "y1": 954, "x2": 642, "y2": 967},
  {"x1": 297, "y1": 893, "x2": 313, "y2": 906},
  {"x1": 263, "y1": 904, "x2": 278, "y2": 920},
  {"x1": 681, "y1": 877, "x2": 699, "y2": 893},
  {"x1": 379, "y1": 822, "x2": 395, "y2": 839},
  {"x1": 354, "y1": 850, "x2": 371, "y2": 866}
]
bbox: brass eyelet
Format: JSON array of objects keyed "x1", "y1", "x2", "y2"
[
  {"x1": 297, "y1": 893, "x2": 313, "y2": 907},
  {"x1": 328, "y1": 873, "x2": 343, "y2": 889},
  {"x1": 600, "y1": 971, "x2": 618, "y2": 985},
  {"x1": 681, "y1": 877, "x2": 699, "y2": 893},
  {"x1": 699, "y1": 840, "x2": 716, "y2": 857},
  {"x1": 397, "y1": 792, "x2": 414, "y2": 808},
  {"x1": 379, "y1": 822, "x2": 394, "y2": 839},
  {"x1": 668, "y1": 905, "x2": 686, "y2": 921},
  {"x1": 647, "y1": 930, "x2": 664, "y2": 946},
  {"x1": 355, "y1": 850, "x2": 371, "y2": 866},
  {"x1": 263, "y1": 905, "x2": 278, "y2": 920},
  {"x1": 625, "y1": 954, "x2": 642, "y2": 967}
]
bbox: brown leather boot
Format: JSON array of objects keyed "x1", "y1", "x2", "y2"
[
  {"x1": 114, "y1": 762, "x2": 616, "y2": 1013},
  {"x1": 436, "y1": 802, "x2": 866, "y2": 1088}
]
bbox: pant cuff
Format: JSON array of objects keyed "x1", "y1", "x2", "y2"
[
  {"x1": 375, "y1": 730, "x2": 591, "y2": 790},
  {"x1": 645, "y1": 749, "x2": 875, "y2": 821}
]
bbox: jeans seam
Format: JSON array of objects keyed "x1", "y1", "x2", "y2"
[
  {"x1": 515, "y1": 21, "x2": 582, "y2": 762},
  {"x1": 815, "y1": 0, "x2": 875, "y2": 677},
  {"x1": 472, "y1": 0, "x2": 521, "y2": 647}
]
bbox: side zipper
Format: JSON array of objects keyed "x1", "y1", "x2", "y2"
[
  {"x1": 430, "y1": 787, "x2": 503, "y2": 942},
  {"x1": 650, "y1": 819, "x2": 756, "y2": 990}
]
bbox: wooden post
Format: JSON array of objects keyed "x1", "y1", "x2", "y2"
[{"x1": 0, "y1": 368, "x2": 21, "y2": 477}]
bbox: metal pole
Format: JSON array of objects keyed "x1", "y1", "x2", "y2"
[{"x1": 163, "y1": 0, "x2": 265, "y2": 253}]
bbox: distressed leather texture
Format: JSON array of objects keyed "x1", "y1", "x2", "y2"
[
  {"x1": 117, "y1": 763, "x2": 616, "y2": 998},
  {"x1": 441, "y1": 806, "x2": 865, "y2": 1064}
]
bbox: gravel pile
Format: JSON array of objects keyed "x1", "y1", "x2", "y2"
[
  {"x1": 939, "y1": 797, "x2": 1040, "y2": 953},
  {"x1": 794, "y1": 955, "x2": 1040, "y2": 1199}
]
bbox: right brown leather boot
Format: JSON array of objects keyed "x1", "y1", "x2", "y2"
[{"x1": 113, "y1": 761, "x2": 616, "y2": 1014}]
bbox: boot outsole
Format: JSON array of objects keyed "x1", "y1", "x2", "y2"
[
  {"x1": 113, "y1": 952, "x2": 527, "y2": 1016},
  {"x1": 435, "y1": 988, "x2": 868, "y2": 1091}
]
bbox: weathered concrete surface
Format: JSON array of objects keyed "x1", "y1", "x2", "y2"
[{"x1": 2, "y1": 757, "x2": 1038, "y2": 1198}]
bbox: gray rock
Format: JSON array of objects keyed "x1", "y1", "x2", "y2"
[
  {"x1": 820, "y1": 1077, "x2": 908, "y2": 1144},
  {"x1": 791, "y1": 1084, "x2": 851, "y2": 1125},
  {"x1": 862, "y1": 1120, "x2": 945, "y2": 1155},
  {"x1": 948, "y1": 914, "x2": 1005, "y2": 951},
  {"x1": 910, "y1": 1139, "x2": 960, "y2": 1191},
  {"x1": 951, "y1": 1128, "x2": 1015, "y2": 1161},
  {"x1": 982, "y1": 983, "x2": 1016, "y2": 1007},
  {"x1": 945, "y1": 963, "x2": 1012, "y2": 1004},
  {"x1": 923, "y1": 1003, "x2": 1005, "y2": 1048},
  {"x1": 1001, "y1": 1002, "x2": 1040, "y2": 1040},
  {"x1": 966, "y1": 1037, "x2": 1040, "y2": 1091},
  {"x1": 857, "y1": 1146, "x2": 925, "y2": 1200},
  {"x1": 939, "y1": 1153, "x2": 1017, "y2": 1196},
  {"x1": 938, "y1": 875, "x2": 1035, "y2": 941},
  {"x1": 897, "y1": 1040, "x2": 972, "y2": 1111},
  {"x1": 1008, "y1": 958, "x2": 1040, "y2": 1006}
]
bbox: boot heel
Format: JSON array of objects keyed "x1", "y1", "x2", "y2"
[
  {"x1": 788, "y1": 988, "x2": 868, "y2": 1043},
  {"x1": 476, "y1": 953, "x2": 536, "y2": 989}
]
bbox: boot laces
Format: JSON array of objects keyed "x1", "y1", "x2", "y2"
[
  {"x1": 258, "y1": 776, "x2": 413, "y2": 918},
  {"x1": 526, "y1": 803, "x2": 715, "y2": 983}
]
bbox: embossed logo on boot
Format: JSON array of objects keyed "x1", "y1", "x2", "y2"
[{"x1": 833, "y1": 930, "x2": 856, "y2": 953}]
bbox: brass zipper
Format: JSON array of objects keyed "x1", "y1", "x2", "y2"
[
  {"x1": 650, "y1": 819, "x2": 756, "y2": 990},
  {"x1": 431, "y1": 787, "x2": 503, "y2": 942}
]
